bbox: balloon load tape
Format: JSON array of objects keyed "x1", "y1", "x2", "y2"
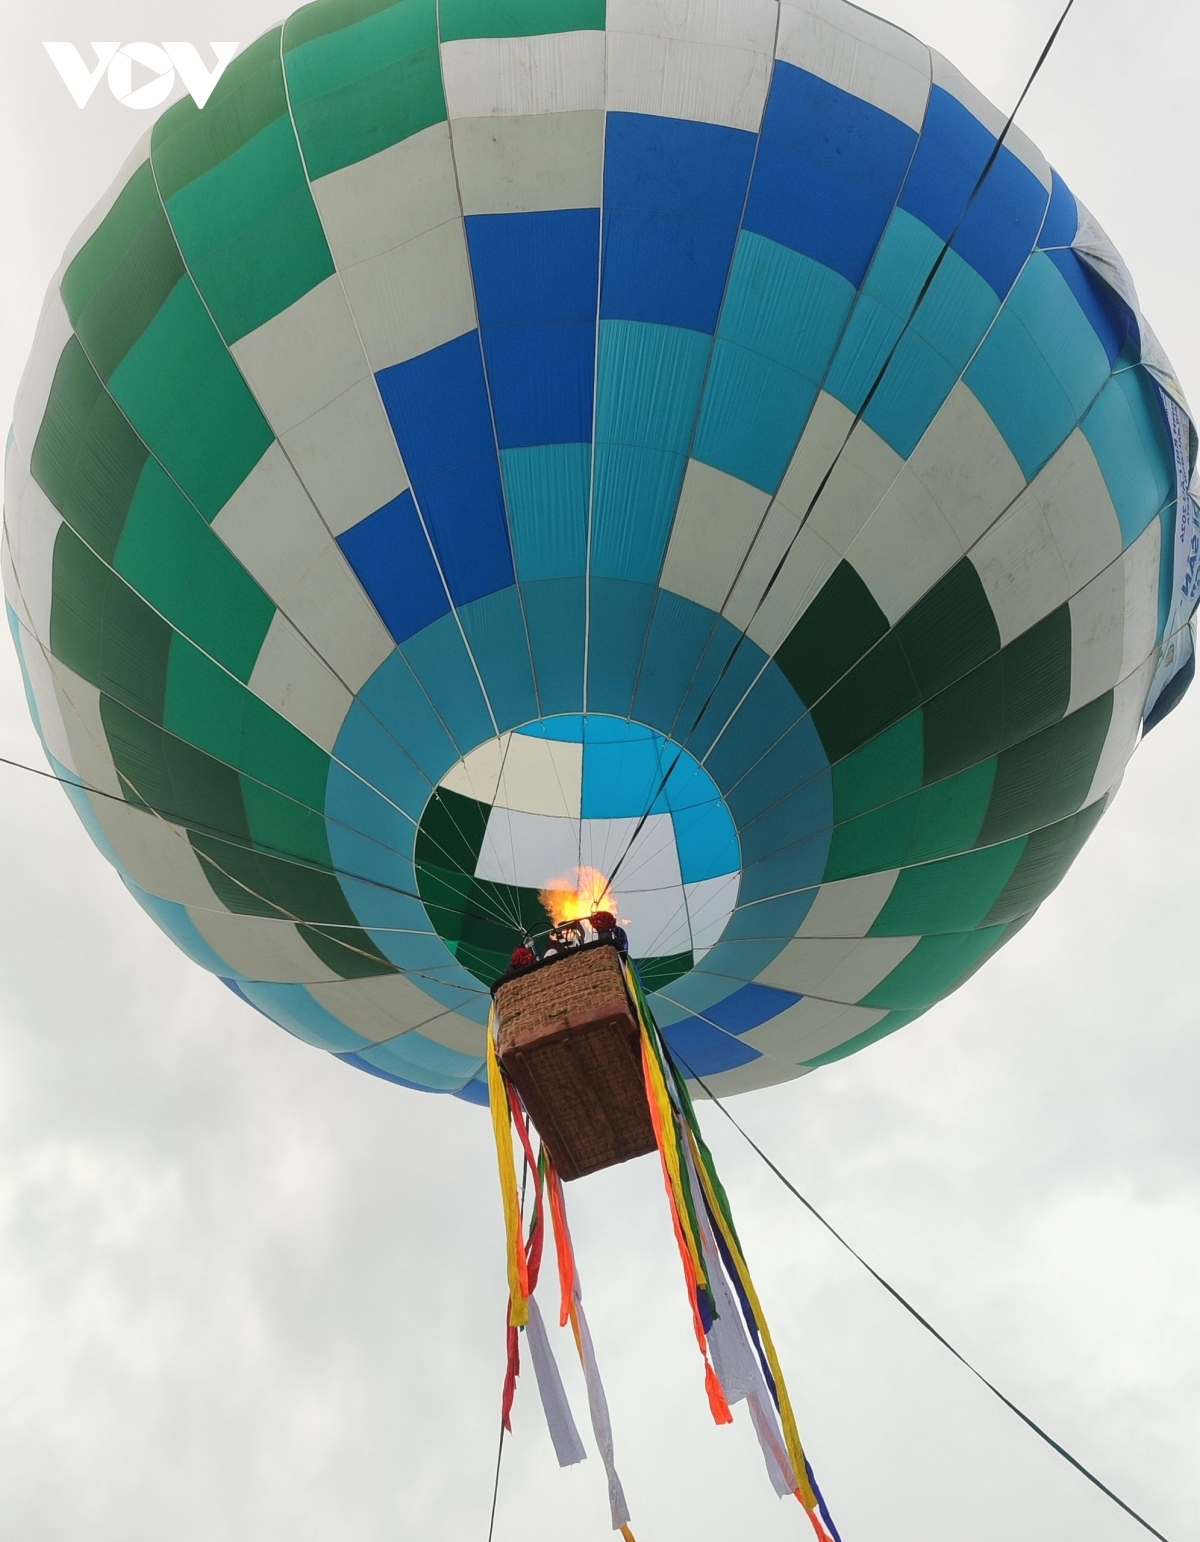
[{"x1": 485, "y1": 963, "x2": 841, "y2": 1540}]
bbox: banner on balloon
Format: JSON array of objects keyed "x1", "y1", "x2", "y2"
[{"x1": 1145, "y1": 389, "x2": 1200, "y2": 728}]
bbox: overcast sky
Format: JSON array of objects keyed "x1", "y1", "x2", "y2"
[{"x1": 0, "y1": 3, "x2": 1197, "y2": 1539}]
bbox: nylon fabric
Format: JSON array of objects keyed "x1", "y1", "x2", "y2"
[{"x1": 4, "y1": 0, "x2": 1194, "y2": 1100}]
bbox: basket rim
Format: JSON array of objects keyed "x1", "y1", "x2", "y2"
[{"x1": 489, "y1": 936, "x2": 625, "y2": 996}]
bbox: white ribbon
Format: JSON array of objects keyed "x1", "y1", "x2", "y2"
[
  {"x1": 526, "y1": 1296, "x2": 587, "y2": 1468},
  {"x1": 681, "y1": 1129, "x2": 798, "y2": 1498},
  {"x1": 572, "y1": 1284, "x2": 632, "y2": 1530}
]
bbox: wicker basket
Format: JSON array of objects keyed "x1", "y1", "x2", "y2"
[{"x1": 493, "y1": 943, "x2": 657, "y2": 1181}]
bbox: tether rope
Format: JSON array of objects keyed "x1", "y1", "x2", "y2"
[
  {"x1": 484, "y1": 1419, "x2": 506, "y2": 1542},
  {"x1": 670, "y1": 1048, "x2": 1175, "y2": 1542},
  {"x1": 486, "y1": 1153, "x2": 530, "y2": 1541}
]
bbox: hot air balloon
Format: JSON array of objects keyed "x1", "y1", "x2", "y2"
[
  {"x1": 6, "y1": 0, "x2": 1193, "y2": 1106},
  {"x1": 4, "y1": 0, "x2": 1196, "y2": 1527}
]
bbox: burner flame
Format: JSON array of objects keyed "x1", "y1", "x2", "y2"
[{"x1": 539, "y1": 865, "x2": 620, "y2": 928}]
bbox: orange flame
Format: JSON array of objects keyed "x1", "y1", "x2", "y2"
[{"x1": 539, "y1": 865, "x2": 618, "y2": 928}]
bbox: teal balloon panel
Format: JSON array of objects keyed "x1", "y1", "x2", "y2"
[{"x1": 5, "y1": 0, "x2": 1195, "y2": 1103}]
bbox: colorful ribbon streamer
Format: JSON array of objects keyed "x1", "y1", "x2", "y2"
[
  {"x1": 486, "y1": 1010, "x2": 637, "y2": 1536},
  {"x1": 485, "y1": 968, "x2": 835, "y2": 1539},
  {"x1": 624, "y1": 961, "x2": 836, "y2": 1532}
]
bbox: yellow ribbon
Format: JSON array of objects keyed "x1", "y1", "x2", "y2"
[
  {"x1": 626, "y1": 964, "x2": 708, "y2": 1289},
  {"x1": 485, "y1": 1011, "x2": 529, "y2": 1327}
]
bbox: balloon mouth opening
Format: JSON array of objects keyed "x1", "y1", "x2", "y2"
[{"x1": 413, "y1": 715, "x2": 742, "y2": 991}]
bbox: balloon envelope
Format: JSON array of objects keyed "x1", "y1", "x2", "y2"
[{"x1": 5, "y1": 0, "x2": 1195, "y2": 1103}]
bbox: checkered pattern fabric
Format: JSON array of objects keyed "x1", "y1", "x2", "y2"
[{"x1": 4, "y1": 0, "x2": 1192, "y2": 1103}]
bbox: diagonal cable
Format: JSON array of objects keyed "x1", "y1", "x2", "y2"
[
  {"x1": 0, "y1": 751, "x2": 519, "y2": 952},
  {"x1": 670, "y1": 1045, "x2": 1176, "y2": 1542}
]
